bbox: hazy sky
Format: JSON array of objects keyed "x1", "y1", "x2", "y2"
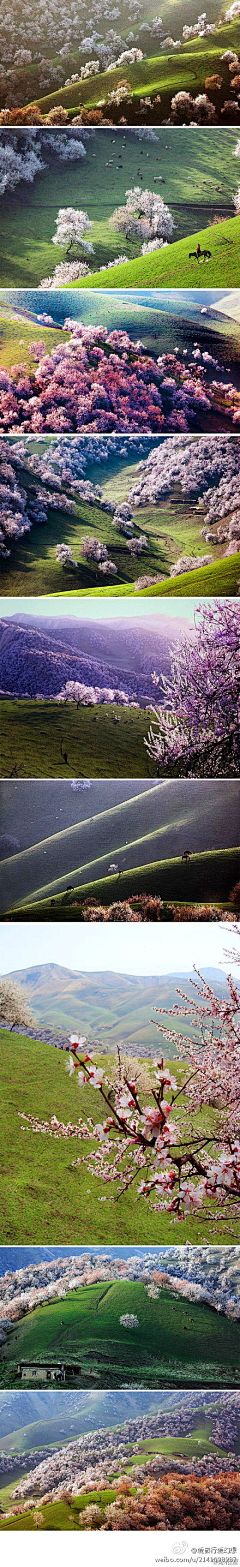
[
  {"x1": 0, "y1": 597, "x2": 210, "y2": 624},
  {"x1": 1, "y1": 924, "x2": 238, "y2": 976}
]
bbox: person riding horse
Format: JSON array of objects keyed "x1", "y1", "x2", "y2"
[{"x1": 189, "y1": 243, "x2": 211, "y2": 262}]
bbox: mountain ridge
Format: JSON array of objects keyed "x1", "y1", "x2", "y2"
[{"x1": 4, "y1": 962, "x2": 235, "y2": 1053}]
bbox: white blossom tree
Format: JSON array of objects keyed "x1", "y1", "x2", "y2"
[
  {"x1": 52, "y1": 206, "x2": 94, "y2": 258},
  {"x1": 0, "y1": 976, "x2": 35, "y2": 1032},
  {"x1": 110, "y1": 186, "x2": 175, "y2": 245},
  {"x1": 55, "y1": 544, "x2": 78, "y2": 567}
]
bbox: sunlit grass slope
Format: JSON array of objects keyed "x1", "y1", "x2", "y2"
[
  {"x1": 0, "y1": 316, "x2": 69, "y2": 374},
  {"x1": 9, "y1": 850, "x2": 239, "y2": 921},
  {"x1": 55, "y1": 556, "x2": 240, "y2": 599},
  {"x1": 76, "y1": 215, "x2": 240, "y2": 291},
  {"x1": 33, "y1": 22, "x2": 240, "y2": 122}
]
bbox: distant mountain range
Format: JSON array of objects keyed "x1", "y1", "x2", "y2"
[
  {"x1": 0, "y1": 613, "x2": 187, "y2": 703},
  {"x1": 6, "y1": 962, "x2": 235, "y2": 1054}
]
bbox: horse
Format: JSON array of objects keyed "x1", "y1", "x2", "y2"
[{"x1": 189, "y1": 247, "x2": 212, "y2": 263}]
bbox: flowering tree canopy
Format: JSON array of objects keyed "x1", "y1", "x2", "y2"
[
  {"x1": 1, "y1": 322, "x2": 239, "y2": 435},
  {"x1": 0, "y1": 130, "x2": 87, "y2": 193},
  {"x1": 110, "y1": 186, "x2": 174, "y2": 244},
  {"x1": 145, "y1": 600, "x2": 240, "y2": 778},
  {"x1": 119, "y1": 1313, "x2": 139, "y2": 1328},
  {"x1": 52, "y1": 206, "x2": 94, "y2": 257},
  {"x1": 0, "y1": 975, "x2": 35, "y2": 1031}
]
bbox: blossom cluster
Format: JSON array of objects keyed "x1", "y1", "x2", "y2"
[
  {"x1": 0, "y1": 128, "x2": 88, "y2": 193},
  {"x1": 1, "y1": 319, "x2": 240, "y2": 435},
  {"x1": 145, "y1": 600, "x2": 240, "y2": 778},
  {"x1": 110, "y1": 184, "x2": 175, "y2": 243},
  {"x1": 0, "y1": 437, "x2": 77, "y2": 557},
  {"x1": 55, "y1": 679, "x2": 135, "y2": 704},
  {"x1": 128, "y1": 434, "x2": 240, "y2": 558}
]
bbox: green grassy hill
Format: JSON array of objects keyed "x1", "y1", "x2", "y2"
[
  {"x1": 133, "y1": 1416, "x2": 226, "y2": 1463},
  {"x1": 1, "y1": 697, "x2": 238, "y2": 780},
  {"x1": 10, "y1": 848, "x2": 239, "y2": 921},
  {"x1": 54, "y1": 555, "x2": 240, "y2": 599},
  {"x1": 1, "y1": 1280, "x2": 239, "y2": 1389},
  {"x1": 33, "y1": 21, "x2": 240, "y2": 123},
  {"x1": 0, "y1": 1029, "x2": 232, "y2": 1246},
  {"x1": 1, "y1": 779, "x2": 238, "y2": 914},
  {"x1": 0, "y1": 1392, "x2": 171, "y2": 1457},
  {"x1": 0, "y1": 316, "x2": 68, "y2": 375},
  {"x1": 0, "y1": 1489, "x2": 120, "y2": 1531},
  {"x1": 77, "y1": 215, "x2": 240, "y2": 291},
  {"x1": 0, "y1": 700, "x2": 151, "y2": 780}
]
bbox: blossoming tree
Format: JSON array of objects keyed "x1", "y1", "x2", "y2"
[
  {"x1": 20, "y1": 962, "x2": 240, "y2": 1231},
  {"x1": 52, "y1": 206, "x2": 94, "y2": 258},
  {"x1": 145, "y1": 600, "x2": 240, "y2": 778},
  {"x1": 110, "y1": 186, "x2": 174, "y2": 246}
]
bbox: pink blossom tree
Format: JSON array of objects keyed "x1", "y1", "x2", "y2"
[
  {"x1": 1, "y1": 328, "x2": 238, "y2": 436},
  {"x1": 145, "y1": 600, "x2": 240, "y2": 778},
  {"x1": 20, "y1": 963, "x2": 240, "y2": 1231}
]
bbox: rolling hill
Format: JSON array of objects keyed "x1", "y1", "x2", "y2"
[
  {"x1": 1, "y1": 1280, "x2": 239, "y2": 1390},
  {"x1": 1, "y1": 779, "x2": 238, "y2": 917},
  {"x1": 8, "y1": 849, "x2": 239, "y2": 923},
  {"x1": 77, "y1": 216, "x2": 240, "y2": 292},
  {"x1": 0, "y1": 1388, "x2": 173, "y2": 1446},
  {"x1": 56, "y1": 554, "x2": 240, "y2": 599},
  {"x1": 5, "y1": 961, "x2": 235, "y2": 1047},
  {"x1": 31, "y1": 19, "x2": 240, "y2": 125}
]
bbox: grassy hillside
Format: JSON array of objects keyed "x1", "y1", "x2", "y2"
[
  {"x1": 0, "y1": 1486, "x2": 118, "y2": 1530},
  {"x1": 0, "y1": 316, "x2": 69, "y2": 375},
  {"x1": 0, "y1": 1392, "x2": 190, "y2": 1454},
  {"x1": 54, "y1": 555, "x2": 240, "y2": 600},
  {"x1": 1, "y1": 779, "x2": 238, "y2": 915},
  {"x1": 2, "y1": 463, "x2": 240, "y2": 598},
  {"x1": 31, "y1": 21, "x2": 240, "y2": 121},
  {"x1": 0, "y1": 129, "x2": 236, "y2": 291},
  {"x1": 1, "y1": 1280, "x2": 239, "y2": 1389},
  {"x1": 9, "y1": 849, "x2": 239, "y2": 921},
  {"x1": 1, "y1": 697, "x2": 238, "y2": 779},
  {"x1": 132, "y1": 1417, "x2": 225, "y2": 1463},
  {"x1": 0, "y1": 700, "x2": 151, "y2": 779},
  {"x1": 0, "y1": 1486, "x2": 125, "y2": 1531},
  {"x1": 0, "y1": 1393, "x2": 169, "y2": 1458},
  {"x1": 0, "y1": 1029, "x2": 232, "y2": 1245},
  {"x1": 77, "y1": 215, "x2": 240, "y2": 292}
]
